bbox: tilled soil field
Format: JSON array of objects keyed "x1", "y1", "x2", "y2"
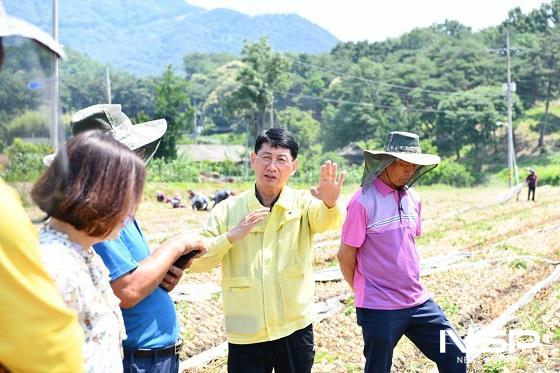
[{"x1": 109, "y1": 185, "x2": 560, "y2": 372}]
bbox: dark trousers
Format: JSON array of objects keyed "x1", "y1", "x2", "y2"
[
  {"x1": 123, "y1": 352, "x2": 179, "y2": 373},
  {"x1": 227, "y1": 324, "x2": 314, "y2": 373},
  {"x1": 528, "y1": 186, "x2": 536, "y2": 201},
  {"x1": 357, "y1": 299, "x2": 466, "y2": 373}
]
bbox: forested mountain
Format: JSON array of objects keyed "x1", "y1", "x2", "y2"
[{"x1": 4, "y1": 0, "x2": 338, "y2": 76}]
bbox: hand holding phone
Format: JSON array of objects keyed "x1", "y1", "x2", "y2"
[{"x1": 173, "y1": 249, "x2": 202, "y2": 270}]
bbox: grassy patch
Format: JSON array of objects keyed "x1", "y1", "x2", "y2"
[
  {"x1": 437, "y1": 296, "x2": 460, "y2": 317},
  {"x1": 416, "y1": 229, "x2": 445, "y2": 245},
  {"x1": 344, "y1": 363, "x2": 362, "y2": 373},
  {"x1": 510, "y1": 259, "x2": 528, "y2": 270},
  {"x1": 553, "y1": 328, "x2": 560, "y2": 342},
  {"x1": 177, "y1": 301, "x2": 193, "y2": 340},
  {"x1": 482, "y1": 359, "x2": 507, "y2": 373},
  {"x1": 513, "y1": 356, "x2": 529, "y2": 371},
  {"x1": 494, "y1": 243, "x2": 529, "y2": 256},
  {"x1": 344, "y1": 295, "x2": 355, "y2": 316},
  {"x1": 314, "y1": 350, "x2": 340, "y2": 364},
  {"x1": 212, "y1": 292, "x2": 221, "y2": 302}
]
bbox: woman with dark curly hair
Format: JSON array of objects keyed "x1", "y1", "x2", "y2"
[{"x1": 32, "y1": 130, "x2": 146, "y2": 372}]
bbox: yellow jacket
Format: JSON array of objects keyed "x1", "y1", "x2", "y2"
[
  {"x1": 190, "y1": 185, "x2": 343, "y2": 344},
  {"x1": 0, "y1": 178, "x2": 84, "y2": 372}
]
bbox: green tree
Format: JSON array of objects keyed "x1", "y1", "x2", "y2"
[
  {"x1": 276, "y1": 107, "x2": 319, "y2": 149},
  {"x1": 514, "y1": 29, "x2": 560, "y2": 147},
  {"x1": 435, "y1": 87, "x2": 500, "y2": 170},
  {"x1": 0, "y1": 68, "x2": 39, "y2": 121},
  {"x1": 226, "y1": 37, "x2": 291, "y2": 137},
  {"x1": 154, "y1": 66, "x2": 194, "y2": 159},
  {"x1": 185, "y1": 60, "x2": 245, "y2": 133},
  {"x1": 183, "y1": 52, "x2": 235, "y2": 79},
  {"x1": 535, "y1": 29, "x2": 560, "y2": 147},
  {"x1": 321, "y1": 58, "x2": 409, "y2": 151},
  {"x1": 5, "y1": 110, "x2": 49, "y2": 143}
]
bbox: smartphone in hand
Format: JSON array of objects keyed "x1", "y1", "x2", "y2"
[
  {"x1": 160, "y1": 249, "x2": 202, "y2": 292},
  {"x1": 173, "y1": 249, "x2": 202, "y2": 270}
]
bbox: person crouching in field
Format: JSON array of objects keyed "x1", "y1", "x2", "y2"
[
  {"x1": 189, "y1": 128, "x2": 345, "y2": 373},
  {"x1": 188, "y1": 189, "x2": 209, "y2": 211},
  {"x1": 337, "y1": 131, "x2": 466, "y2": 373},
  {"x1": 32, "y1": 130, "x2": 145, "y2": 372},
  {"x1": 211, "y1": 188, "x2": 236, "y2": 208}
]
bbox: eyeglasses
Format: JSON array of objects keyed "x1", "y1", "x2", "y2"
[{"x1": 256, "y1": 153, "x2": 292, "y2": 168}]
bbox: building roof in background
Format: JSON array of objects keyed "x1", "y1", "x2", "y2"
[
  {"x1": 337, "y1": 142, "x2": 363, "y2": 165},
  {"x1": 178, "y1": 144, "x2": 246, "y2": 163}
]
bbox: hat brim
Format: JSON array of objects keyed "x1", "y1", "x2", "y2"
[
  {"x1": 43, "y1": 119, "x2": 167, "y2": 166},
  {"x1": 364, "y1": 150, "x2": 440, "y2": 166},
  {"x1": 116, "y1": 119, "x2": 167, "y2": 152},
  {"x1": 0, "y1": 15, "x2": 65, "y2": 58}
]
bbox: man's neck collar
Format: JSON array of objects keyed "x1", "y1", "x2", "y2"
[
  {"x1": 255, "y1": 184, "x2": 281, "y2": 209},
  {"x1": 374, "y1": 178, "x2": 408, "y2": 196}
]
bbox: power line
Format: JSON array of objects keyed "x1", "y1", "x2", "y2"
[
  {"x1": 290, "y1": 58, "x2": 454, "y2": 96},
  {"x1": 288, "y1": 56, "x2": 543, "y2": 102},
  {"x1": 280, "y1": 91, "x2": 503, "y2": 116}
]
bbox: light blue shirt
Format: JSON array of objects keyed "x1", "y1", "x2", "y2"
[{"x1": 93, "y1": 220, "x2": 179, "y2": 349}]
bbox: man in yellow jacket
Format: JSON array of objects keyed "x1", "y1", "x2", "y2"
[
  {"x1": 190, "y1": 128, "x2": 345, "y2": 373},
  {"x1": 0, "y1": 2, "x2": 84, "y2": 371}
]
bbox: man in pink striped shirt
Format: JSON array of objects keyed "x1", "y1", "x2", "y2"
[{"x1": 338, "y1": 132, "x2": 466, "y2": 373}]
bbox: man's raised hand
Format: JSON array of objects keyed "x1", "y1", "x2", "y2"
[{"x1": 310, "y1": 160, "x2": 345, "y2": 208}]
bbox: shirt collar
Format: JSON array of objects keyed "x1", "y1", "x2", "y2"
[
  {"x1": 374, "y1": 177, "x2": 395, "y2": 197},
  {"x1": 249, "y1": 184, "x2": 294, "y2": 211}
]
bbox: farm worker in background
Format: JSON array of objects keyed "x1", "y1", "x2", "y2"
[
  {"x1": 526, "y1": 168, "x2": 538, "y2": 201},
  {"x1": 170, "y1": 192, "x2": 186, "y2": 208},
  {"x1": 190, "y1": 128, "x2": 345, "y2": 373},
  {"x1": 68, "y1": 104, "x2": 206, "y2": 373},
  {"x1": 156, "y1": 191, "x2": 186, "y2": 208},
  {"x1": 337, "y1": 131, "x2": 466, "y2": 373},
  {"x1": 0, "y1": 1, "x2": 84, "y2": 371},
  {"x1": 188, "y1": 189, "x2": 210, "y2": 211},
  {"x1": 157, "y1": 190, "x2": 170, "y2": 202},
  {"x1": 33, "y1": 130, "x2": 146, "y2": 372},
  {"x1": 211, "y1": 188, "x2": 236, "y2": 208}
]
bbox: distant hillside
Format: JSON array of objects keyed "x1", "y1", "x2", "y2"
[{"x1": 4, "y1": 0, "x2": 338, "y2": 76}]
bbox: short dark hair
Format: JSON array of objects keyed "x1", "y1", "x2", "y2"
[
  {"x1": 254, "y1": 128, "x2": 299, "y2": 159},
  {"x1": 32, "y1": 130, "x2": 146, "y2": 238}
]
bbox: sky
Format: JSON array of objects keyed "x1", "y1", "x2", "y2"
[{"x1": 187, "y1": 0, "x2": 550, "y2": 42}]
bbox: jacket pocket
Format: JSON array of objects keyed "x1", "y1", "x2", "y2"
[
  {"x1": 222, "y1": 277, "x2": 264, "y2": 335},
  {"x1": 277, "y1": 209, "x2": 302, "y2": 228},
  {"x1": 279, "y1": 266, "x2": 314, "y2": 324}
]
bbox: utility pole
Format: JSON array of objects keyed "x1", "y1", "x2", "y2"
[
  {"x1": 269, "y1": 91, "x2": 274, "y2": 128},
  {"x1": 105, "y1": 66, "x2": 112, "y2": 104},
  {"x1": 51, "y1": 0, "x2": 60, "y2": 152},
  {"x1": 505, "y1": 31, "x2": 519, "y2": 187}
]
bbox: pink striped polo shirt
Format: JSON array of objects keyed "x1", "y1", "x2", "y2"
[{"x1": 341, "y1": 178, "x2": 429, "y2": 310}]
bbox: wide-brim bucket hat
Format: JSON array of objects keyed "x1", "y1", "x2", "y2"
[
  {"x1": 0, "y1": 1, "x2": 65, "y2": 59},
  {"x1": 43, "y1": 104, "x2": 167, "y2": 165},
  {"x1": 362, "y1": 131, "x2": 440, "y2": 191}
]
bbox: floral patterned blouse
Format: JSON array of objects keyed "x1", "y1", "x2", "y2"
[{"x1": 39, "y1": 225, "x2": 126, "y2": 373}]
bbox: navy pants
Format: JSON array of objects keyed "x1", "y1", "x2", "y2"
[
  {"x1": 357, "y1": 299, "x2": 466, "y2": 373},
  {"x1": 227, "y1": 324, "x2": 314, "y2": 373},
  {"x1": 528, "y1": 186, "x2": 536, "y2": 201},
  {"x1": 123, "y1": 351, "x2": 179, "y2": 373}
]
